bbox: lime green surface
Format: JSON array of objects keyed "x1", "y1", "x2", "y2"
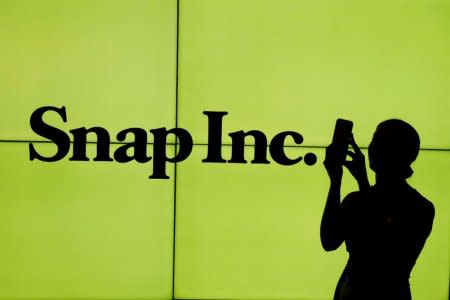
[
  {"x1": 178, "y1": 0, "x2": 450, "y2": 148},
  {"x1": 175, "y1": 146, "x2": 448, "y2": 300},
  {"x1": 0, "y1": 0, "x2": 448, "y2": 299},
  {"x1": 0, "y1": 143, "x2": 174, "y2": 299},
  {"x1": 0, "y1": 0, "x2": 176, "y2": 142}
]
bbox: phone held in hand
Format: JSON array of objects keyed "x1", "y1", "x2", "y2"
[{"x1": 331, "y1": 118, "x2": 353, "y2": 164}]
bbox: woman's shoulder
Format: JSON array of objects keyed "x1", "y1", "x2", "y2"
[
  {"x1": 342, "y1": 186, "x2": 434, "y2": 213},
  {"x1": 406, "y1": 186, "x2": 435, "y2": 219},
  {"x1": 340, "y1": 189, "x2": 368, "y2": 210},
  {"x1": 342, "y1": 186, "x2": 376, "y2": 202}
]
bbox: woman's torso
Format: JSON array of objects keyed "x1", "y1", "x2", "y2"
[{"x1": 334, "y1": 184, "x2": 434, "y2": 300}]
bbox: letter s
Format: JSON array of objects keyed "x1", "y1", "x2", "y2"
[{"x1": 29, "y1": 106, "x2": 70, "y2": 161}]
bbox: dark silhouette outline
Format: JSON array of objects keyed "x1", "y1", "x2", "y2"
[{"x1": 321, "y1": 119, "x2": 435, "y2": 300}]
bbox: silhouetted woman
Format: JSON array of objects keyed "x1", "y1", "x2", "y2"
[{"x1": 321, "y1": 119, "x2": 435, "y2": 300}]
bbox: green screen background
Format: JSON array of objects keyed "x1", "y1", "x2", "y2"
[{"x1": 0, "y1": 1, "x2": 448, "y2": 300}]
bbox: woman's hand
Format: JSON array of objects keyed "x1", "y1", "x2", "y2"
[
  {"x1": 324, "y1": 144, "x2": 343, "y2": 183},
  {"x1": 343, "y1": 134, "x2": 370, "y2": 191}
]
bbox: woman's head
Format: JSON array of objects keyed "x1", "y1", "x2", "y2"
[{"x1": 368, "y1": 119, "x2": 420, "y2": 179}]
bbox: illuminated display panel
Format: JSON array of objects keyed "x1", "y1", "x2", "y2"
[
  {"x1": 0, "y1": 1, "x2": 448, "y2": 300},
  {"x1": 175, "y1": 146, "x2": 449, "y2": 300},
  {"x1": 0, "y1": 143, "x2": 174, "y2": 299},
  {"x1": 0, "y1": 0, "x2": 177, "y2": 142},
  {"x1": 178, "y1": 0, "x2": 450, "y2": 148}
]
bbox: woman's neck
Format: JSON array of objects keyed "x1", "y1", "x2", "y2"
[{"x1": 375, "y1": 174, "x2": 408, "y2": 189}]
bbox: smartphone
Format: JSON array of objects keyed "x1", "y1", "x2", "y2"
[{"x1": 331, "y1": 118, "x2": 353, "y2": 164}]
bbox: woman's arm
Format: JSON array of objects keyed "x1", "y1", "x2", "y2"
[
  {"x1": 321, "y1": 136, "x2": 369, "y2": 251},
  {"x1": 320, "y1": 175, "x2": 344, "y2": 251},
  {"x1": 404, "y1": 199, "x2": 435, "y2": 275},
  {"x1": 321, "y1": 145, "x2": 345, "y2": 251}
]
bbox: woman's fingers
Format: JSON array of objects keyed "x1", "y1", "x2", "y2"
[
  {"x1": 349, "y1": 133, "x2": 363, "y2": 154},
  {"x1": 324, "y1": 144, "x2": 344, "y2": 181},
  {"x1": 343, "y1": 160, "x2": 357, "y2": 175}
]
